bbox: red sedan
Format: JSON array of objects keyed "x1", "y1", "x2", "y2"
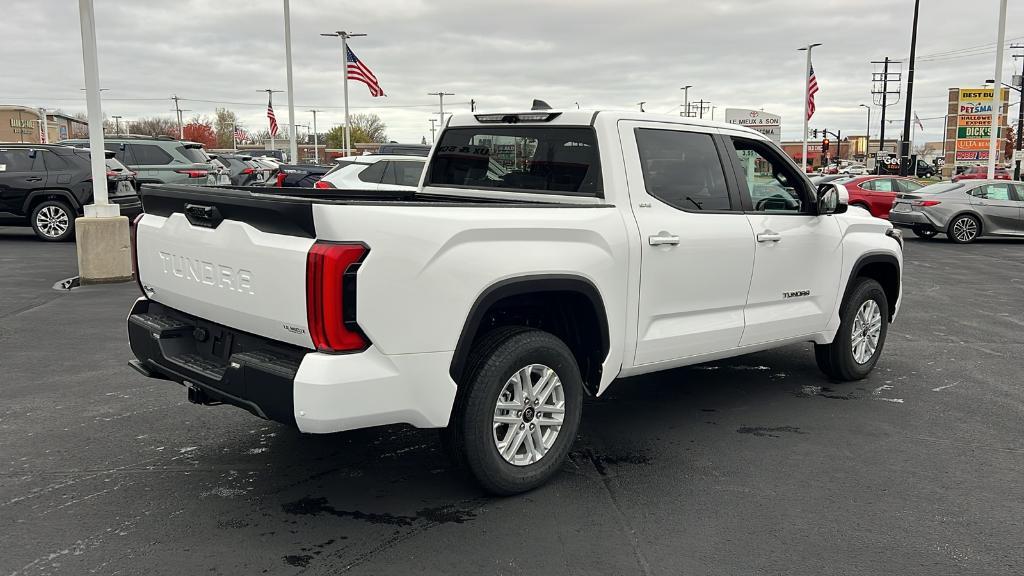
[
  {"x1": 835, "y1": 175, "x2": 925, "y2": 219},
  {"x1": 952, "y1": 165, "x2": 1011, "y2": 182}
]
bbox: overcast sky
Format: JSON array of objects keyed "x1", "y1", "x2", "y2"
[{"x1": 2, "y1": 0, "x2": 1022, "y2": 145}]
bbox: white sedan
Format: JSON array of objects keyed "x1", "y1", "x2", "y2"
[{"x1": 315, "y1": 155, "x2": 426, "y2": 192}]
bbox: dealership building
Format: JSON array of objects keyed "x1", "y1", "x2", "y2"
[{"x1": 0, "y1": 105, "x2": 89, "y2": 144}]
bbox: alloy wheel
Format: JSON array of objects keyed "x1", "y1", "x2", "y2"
[
  {"x1": 35, "y1": 205, "x2": 70, "y2": 239},
  {"x1": 850, "y1": 300, "x2": 883, "y2": 365},
  {"x1": 952, "y1": 217, "x2": 978, "y2": 243},
  {"x1": 492, "y1": 364, "x2": 565, "y2": 466}
]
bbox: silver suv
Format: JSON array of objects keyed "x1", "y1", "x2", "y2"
[{"x1": 62, "y1": 135, "x2": 216, "y2": 186}]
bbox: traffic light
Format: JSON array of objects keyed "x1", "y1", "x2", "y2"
[
  {"x1": 812, "y1": 129, "x2": 818, "y2": 138},
  {"x1": 822, "y1": 138, "x2": 830, "y2": 154}
]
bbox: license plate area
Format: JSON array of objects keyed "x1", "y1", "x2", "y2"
[{"x1": 892, "y1": 203, "x2": 911, "y2": 212}]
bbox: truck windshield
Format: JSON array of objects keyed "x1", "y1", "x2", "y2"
[{"x1": 426, "y1": 126, "x2": 602, "y2": 196}]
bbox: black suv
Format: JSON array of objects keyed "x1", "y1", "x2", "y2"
[{"x1": 0, "y1": 144, "x2": 141, "y2": 241}]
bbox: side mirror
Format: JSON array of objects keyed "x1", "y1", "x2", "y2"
[{"x1": 817, "y1": 183, "x2": 848, "y2": 215}]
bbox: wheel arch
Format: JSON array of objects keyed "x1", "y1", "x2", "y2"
[
  {"x1": 22, "y1": 189, "x2": 81, "y2": 215},
  {"x1": 946, "y1": 210, "x2": 983, "y2": 236},
  {"x1": 848, "y1": 252, "x2": 901, "y2": 320},
  {"x1": 449, "y1": 275, "x2": 610, "y2": 396}
]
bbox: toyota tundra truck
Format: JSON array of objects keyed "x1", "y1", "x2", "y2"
[{"x1": 127, "y1": 109, "x2": 903, "y2": 494}]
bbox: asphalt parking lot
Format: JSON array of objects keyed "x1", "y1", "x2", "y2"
[{"x1": 2, "y1": 226, "x2": 1022, "y2": 576}]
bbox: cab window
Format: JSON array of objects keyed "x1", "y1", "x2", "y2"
[
  {"x1": 635, "y1": 128, "x2": 732, "y2": 211},
  {"x1": 973, "y1": 183, "x2": 1014, "y2": 201},
  {"x1": 729, "y1": 136, "x2": 808, "y2": 213}
]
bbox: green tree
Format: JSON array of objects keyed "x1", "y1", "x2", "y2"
[
  {"x1": 214, "y1": 108, "x2": 239, "y2": 149},
  {"x1": 324, "y1": 113, "x2": 388, "y2": 149}
]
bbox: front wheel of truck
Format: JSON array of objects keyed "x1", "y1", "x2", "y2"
[{"x1": 443, "y1": 327, "x2": 583, "y2": 495}]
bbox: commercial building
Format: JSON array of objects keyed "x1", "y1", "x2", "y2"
[{"x1": 0, "y1": 105, "x2": 88, "y2": 143}]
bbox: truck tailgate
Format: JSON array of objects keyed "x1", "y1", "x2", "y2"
[{"x1": 135, "y1": 187, "x2": 316, "y2": 349}]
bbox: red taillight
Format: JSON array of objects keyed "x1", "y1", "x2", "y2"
[
  {"x1": 175, "y1": 169, "x2": 209, "y2": 178},
  {"x1": 275, "y1": 173, "x2": 287, "y2": 187},
  {"x1": 912, "y1": 200, "x2": 941, "y2": 207},
  {"x1": 306, "y1": 242, "x2": 369, "y2": 352},
  {"x1": 241, "y1": 168, "x2": 254, "y2": 175},
  {"x1": 314, "y1": 180, "x2": 334, "y2": 189},
  {"x1": 131, "y1": 213, "x2": 145, "y2": 296},
  {"x1": 106, "y1": 170, "x2": 118, "y2": 178}
]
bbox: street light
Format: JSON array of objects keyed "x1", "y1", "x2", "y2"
[
  {"x1": 859, "y1": 104, "x2": 872, "y2": 158},
  {"x1": 798, "y1": 43, "x2": 822, "y2": 171},
  {"x1": 680, "y1": 85, "x2": 692, "y2": 117}
]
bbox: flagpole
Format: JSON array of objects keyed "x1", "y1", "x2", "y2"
[
  {"x1": 342, "y1": 33, "x2": 350, "y2": 156},
  {"x1": 988, "y1": 0, "x2": 1008, "y2": 179},
  {"x1": 283, "y1": 0, "x2": 298, "y2": 164},
  {"x1": 798, "y1": 43, "x2": 822, "y2": 173}
]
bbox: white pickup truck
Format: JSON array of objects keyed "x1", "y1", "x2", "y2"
[{"x1": 127, "y1": 109, "x2": 903, "y2": 494}]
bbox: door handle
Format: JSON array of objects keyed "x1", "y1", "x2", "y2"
[
  {"x1": 756, "y1": 231, "x2": 782, "y2": 243},
  {"x1": 648, "y1": 233, "x2": 680, "y2": 246},
  {"x1": 26, "y1": 176, "x2": 43, "y2": 182},
  {"x1": 977, "y1": 201, "x2": 988, "y2": 206}
]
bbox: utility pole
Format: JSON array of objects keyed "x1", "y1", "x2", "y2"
[
  {"x1": 470, "y1": 99, "x2": 476, "y2": 112},
  {"x1": 428, "y1": 118, "x2": 438, "y2": 143},
  {"x1": 171, "y1": 94, "x2": 185, "y2": 139},
  {"x1": 258, "y1": 89, "x2": 283, "y2": 152},
  {"x1": 987, "y1": 0, "x2": 1008, "y2": 179},
  {"x1": 429, "y1": 91, "x2": 455, "y2": 129},
  {"x1": 680, "y1": 85, "x2": 692, "y2": 118},
  {"x1": 283, "y1": 0, "x2": 298, "y2": 164},
  {"x1": 111, "y1": 115, "x2": 122, "y2": 135},
  {"x1": 637, "y1": 101, "x2": 646, "y2": 112},
  {"x1": 1012, "y1": 45, "x2": 1024, "y2": 180},
  {"x1": 321, "y1": 31, "x2": 367, "y2": 156},
  {"x1": 692, "y1": 99, "x2": 710, "y2": 119},
  {"x1": 799, "y1": 43, "x2": 822, "y2": 172},
  {"x1": 901, "y1": 0, "x2": 925, "y2": 176},
  {"x1": 309, "y1": 109, "x2": 323, "y2": 163},
  {"x1": 871, "y1": 57, "x2": 902, "y2": 173}
]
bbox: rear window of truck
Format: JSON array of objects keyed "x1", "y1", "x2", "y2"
[{"x1": 426, "y1": 127, "x2": 602, "y2": 196}]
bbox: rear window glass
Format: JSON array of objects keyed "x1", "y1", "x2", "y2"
[
  {"x1": 323, "y1": 160, "x2": 357, "y2": 177},
  {"x1": 426, "y1": 127, "x2": 602, "y2": 196},
  {"x1": 126, "y1": 144, "x2": 173, "y2": 166},
  {"x1": 176, "y1": 145, "x2": 210, "y2": 163}
]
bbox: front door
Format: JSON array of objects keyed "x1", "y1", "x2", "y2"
[
  {"x1": 619, "y1": 121, "x2": 756, "y2": 366},
  {"x1": 723, "y1": 134, "x2": 843, "y2": 346}
]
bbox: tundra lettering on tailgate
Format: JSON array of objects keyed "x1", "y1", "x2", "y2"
[{"x1": 158, "y1": 251, "x2": 255, "y2": 295}]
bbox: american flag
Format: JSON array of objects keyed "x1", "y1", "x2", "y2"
[
  {"x1": 233, "y1": 127, "x2": 247, "y2": 143},
  {"x1": 347, "y1": 46, "x2": 384, "y2": 97},
  {"x1": 267, "y1": 97, "x2": 279, "y2": 137},
  {"x1": 806, "y1": 64, "x2": 819, "y2": 121}
]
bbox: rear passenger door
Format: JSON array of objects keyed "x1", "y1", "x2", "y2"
[
  {"x1": 723, "y1": 134, "x2": 844, "y2": 346},
  {"x1": 125, "y1": 143, "x2": 175, "y2": 183},
  {"x1": 969, "y1": 183, "x2": 1020, "y2": 235},
  {"x1": 618, "y1": 121, "x2": 756, "y2": 366}
]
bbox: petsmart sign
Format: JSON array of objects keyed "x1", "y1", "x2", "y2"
[
  {"x1": 954, "y1": 88, "x2": 1000, "y2": 166},
  {"x1": 725, "y1": 109, "x2": 781, "y2": 143}
]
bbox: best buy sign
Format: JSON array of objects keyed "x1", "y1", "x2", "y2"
[{"x1": 957, "y1": 126, "x2": 1003, "y2": 138}]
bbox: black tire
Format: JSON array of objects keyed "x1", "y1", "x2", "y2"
[
  {"x1": 947, "y1": 214, "x2": 980, "y2": 244},
  {"x1": 912, "y1": 226, "x2": 937, "y2": 239},
  {"x1": 30, "y1": 200, "x2": 76, "y2": 242},
  {"x1": 815, "y1": 278, "x2": 889, "y2": 381},
  {"x1": 442, "y1": 327, "x2": 583, "y2": 495}
]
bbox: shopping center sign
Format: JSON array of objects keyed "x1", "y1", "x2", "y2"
[
  {"x1": 953, "y1": 87, "x2": 1008, "y2": 166},
  {"x1": 724, "y1": 109, "x2": 781, "y2": 143}
]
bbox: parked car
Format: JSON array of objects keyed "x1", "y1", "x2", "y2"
[
  {"x1": 0, "y1": 144, "x2": 140, "y2": 241},
  {"x1": 810, "y1": 174, "x2": 847, "y2": 186},
  {"x1": 833, "y1": 175, "x2": 924, "y2": 219},
  {"x1": 914, "y1": 159, "x2": 937, "y2": 179},
  {"x1": 245, "y1": 149, "x2": 286, "y2": 162},
  {"x1": 248, "y1": 157, "x2": 279, "y2": 181},
  {"x1": 372, "y1": 143, "x2": 432, "y2": 157},
  {"x1": 952, "y1": 165, "x2": 1010, "y2": 182},
  {"x1": 890, "y1": 180, "x2": 1024, "y2": 243},
  {"x1": 207, "y1": 156, "x2": 233, "y2": 185},
  {"x1": 269, "y1": 164, "x2": 333, "y2": 188},
  {"x1": 127, "y1": 109, "x2": 902, "y2": 494},
  {"x1": 314, "y1": 155, "x2": 426, "y2": 191},
  {"x1": 839, "y1": 163, "x2": 868, "y2": 176},
  {"x1": 216, "y1": 154, "x2": 266, "y2": 186},
  {"x1": 63, "y1": 135, "x2": 217, "y2": 186}
]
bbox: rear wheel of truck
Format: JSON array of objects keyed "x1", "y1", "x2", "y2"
[{"x1": 443, "y1": 327, "x2": 583, "y2": 495}]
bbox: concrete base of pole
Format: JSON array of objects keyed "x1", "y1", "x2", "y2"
[{"x1": 75, "y1": 215, "x2": 133, "y2": 285}]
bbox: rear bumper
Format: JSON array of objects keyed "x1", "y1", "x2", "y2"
[
  {"x1": 112, "y1": 195, "x2": 143, "y2": 217},
  {"x1": 126, "y1": 299, "x2": 457, "y2": 433},
  {"x1": 889, "y1": 210, "x2": 937, "y2": 229}
]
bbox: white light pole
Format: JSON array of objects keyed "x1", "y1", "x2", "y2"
[
  {"x1": 309, "y1": 109, "x2": 322, "y2": 163},
  {"x1": 78, "y1": 0, "x2": 113, "y2": 216},
  {"x1": 680, "y1": 85, "x2": 692, "y2": 117},
  {"x1": 799, "y1": 43, "x2": 822, "y2": 172},
  {"x1": 321, "y1": 31, "x2": 366, "y2": 156},
  {"x1": 429, "y1": 91, "x2": 455, "y2": 130},
  {"x1": 429, "y1": 118, "x2": 437, "y2": 143},
  {"x1": 988, "y1": 0, "x2": 1008, "y2": 179},
  {"x1": 283, "y1": 0, "x2": 298, "y2": 164},
  {"x1": 860, "y1": 104, "x2": 872, "y2": 157}
]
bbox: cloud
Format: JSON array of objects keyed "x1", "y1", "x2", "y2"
[{"x1": 1, "y1": 0, "x2": 1021, "y2": 144}]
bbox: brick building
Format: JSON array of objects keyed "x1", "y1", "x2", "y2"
[{"x1": 0, "y1": 105, "x2": 88, "y2": 143}]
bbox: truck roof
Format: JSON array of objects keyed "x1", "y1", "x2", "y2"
[{"x1": 447, "y1": 109, "x2": 764, "y2": 138}]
